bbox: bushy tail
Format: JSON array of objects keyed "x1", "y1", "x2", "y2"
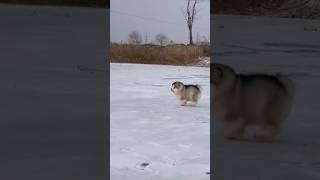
[
  {"x1": 277, "y1": 74, "x2": 296, "y2": 119},
  {"x1": 277, "y1": 74, "x2": 296, "y2": 98},
  {"x1": 196, "y1": 85, "x2": 202, "y2": 100}
]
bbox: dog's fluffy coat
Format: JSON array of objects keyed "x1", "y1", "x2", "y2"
[
  {"x1": 211, "y1": 63, "x2": 295, "y2": 142},
  {"x1": 171, "y1": 81, "x2": 201, "y2": 106}
]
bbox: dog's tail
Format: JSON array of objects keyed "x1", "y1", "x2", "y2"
[
  {"x1": 276, "y1": 74, "x2": 296, "y2": 98},
  {"x1": 276, "y1": 74, "x2": 296, "y2": 119},
  {"x1": 196, "y1": 85, "x2": 202, "y2": 99}
]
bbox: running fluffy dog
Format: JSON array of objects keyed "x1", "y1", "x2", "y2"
[
  {"x1": 171, "y1": 81, "x2": 201, "y2": 106},
  {"x1": 211, "y1": 63, "x2": 295, "y2": 142}
]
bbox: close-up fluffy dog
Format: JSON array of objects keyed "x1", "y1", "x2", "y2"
[
  {"x1": 171, "y1": 81, "x2": 201, "y2": 106},
  {"x1": 211, "y1": 63, "x2": 295, "y2": 143}
]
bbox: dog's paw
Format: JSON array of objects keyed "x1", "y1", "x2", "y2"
[
  {"x1": 254, "y1": 135, "x2": 276, "y2": 143},
  {"x1": 179, "y1": 100, "x2": 187, "y2": 106},
  {"x1": 190, "y1": 101, "x2": 198, "y2": 107}
]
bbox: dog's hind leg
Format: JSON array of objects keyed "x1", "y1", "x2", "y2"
[
  {"x1": 254, "y1": 124, "x2": 279, "y2": 143},
  {"x1": 222, "y1": 119, "x2": 245, "y2": 141},
  {"x1": 180, "y1": 99, "x2": 187, "y2": 106},
  {"x1": 255, "y1": 106, "x2": 283, "y2": 143},
  {"x1": 190, "y1": 100, "x2": 198, "y2": 107},
  {"x1": 190, "y1": 93, "x2": 200, "y2": 107}
]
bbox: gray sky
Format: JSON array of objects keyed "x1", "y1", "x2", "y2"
[{"x1": 110, "y1": 0, "x2": 210, "y2": 44}]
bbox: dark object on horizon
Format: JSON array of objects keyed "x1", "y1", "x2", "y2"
[
  {"x1": 0, "y1": 0, "x2": 107, "y2": 7},
  {"x1": 213, "y1": 0, "x2": 320, "y2": 19}
]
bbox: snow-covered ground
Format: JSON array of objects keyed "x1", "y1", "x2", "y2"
[
  {"x1": 110, "y1": 63, "x2": 210, "y2": 180},
  {"x1": 0, "y1": 4, "x2": 108, "y2": 179}
]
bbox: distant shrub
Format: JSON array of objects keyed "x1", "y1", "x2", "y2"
[{"x1": 110, "y1": 43, "x2": 210, "y2": 66}]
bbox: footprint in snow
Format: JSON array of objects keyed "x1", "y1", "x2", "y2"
[
  {"x1": 135, "y1": 162, "x2": 150, "y2": 170},
  {"x1": 141, "y1": 162, "x2": 149, "y2": 167}
]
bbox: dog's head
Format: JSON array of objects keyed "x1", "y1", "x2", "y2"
[
  {"x1": 171, "y1": 81, "x2": 184, "y2": 95},
  {"x1": 211, "y1": 63, "x2": 237, "y2": 87}
]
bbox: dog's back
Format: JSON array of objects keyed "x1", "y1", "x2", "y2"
[
  {"x1": 184, "y1": 84, "x2": 201, "y2": 102},
  {"x1": 236, "y1": 74, "x2": 294, "y2": 125}
]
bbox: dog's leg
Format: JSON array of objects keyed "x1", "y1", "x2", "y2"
[
  {"x1": 222, "y1": 119, "x2": 245, "y2": 141},
  {"x1": 190, "y1": 100, "x2": 198, "y2": 107},
  {"x1": 180, "y1": 99, "x2": 187, "y2": 106},
  {"x1": 254, "y1": 124, "x2": 279, "y2": 143},
  {"x1": 254, "y1": 111, "x2": 282, "y2": 143}
]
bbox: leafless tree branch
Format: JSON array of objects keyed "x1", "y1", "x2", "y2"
[{"x1": 183, "y1": 0, "x2": 199, "y2": 45}]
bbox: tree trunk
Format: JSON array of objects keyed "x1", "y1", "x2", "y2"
[{"x1": 188, "y1": 25, "x2": 193, "y2": 45}]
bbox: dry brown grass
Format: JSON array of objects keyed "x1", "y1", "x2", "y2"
[{"x1": 110, "y1": 43, "x2": 210, "y2": 66}]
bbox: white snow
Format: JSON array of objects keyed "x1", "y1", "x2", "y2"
[{"x1": 110, "y1": 63, "x2": 210, "y2": 180}]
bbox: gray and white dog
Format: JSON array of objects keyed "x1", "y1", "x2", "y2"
[
  {"x1": 171, "y1": 81, "x2": 201, "y2": 106},
  {"x1": 211, "y1": 63, "x2": 295, "y2": 142}
]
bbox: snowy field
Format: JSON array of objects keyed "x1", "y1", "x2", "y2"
[
  {"x1": 213, "y1": 15, "x2": 320, "y2": 179},
  {"x1": 0, "y1": 4, "x2": 108, "y2": 179},
  {"x1": 110, "y1": 63, "x2": 210, "y2": 180}
]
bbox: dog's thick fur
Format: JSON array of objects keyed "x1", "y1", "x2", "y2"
[
  {"x1": 211, "y1": 63, "x2": 295, "y2": 142},
  {"x1": 171, "y1": 81, "x2": 201, "y2": 106}
]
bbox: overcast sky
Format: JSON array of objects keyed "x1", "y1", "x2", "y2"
[{"x1": 110, "y1": 0, "x2": 210, "y2": 44}]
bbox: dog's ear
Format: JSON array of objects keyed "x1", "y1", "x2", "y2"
[
  {"x1": 172, "y1": 82, "x2": 178, "y2": 87},
  {"x1": 211, "y1": 64, "x2": 223, "y2": 84}
]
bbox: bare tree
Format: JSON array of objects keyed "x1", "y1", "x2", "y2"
[
  {"x1": 128, "y1": 31, "x2": 142, "y2": 44},
  {"x1": 182, "y1": 0, "x2": 198, "y2": 45},
  {"x1": 155, "y1": 33, "x2": 169, "y2": 46}
]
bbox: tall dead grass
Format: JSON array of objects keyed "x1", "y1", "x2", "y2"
[{"x1": 111, "y1": 43, "x2": 210, "y2": 66}]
